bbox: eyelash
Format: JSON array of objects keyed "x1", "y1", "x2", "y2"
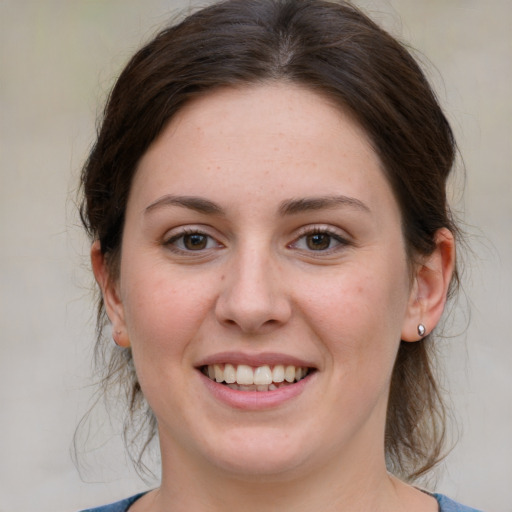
[
  {"x1": 164, "y1": 225, "x2": 350, "y2": 256},
  {"x1": 289, "y1": 226, "x2": 350, "y2": 254},
  {"x1": 164, "y1": 228, "x2": 222, "y2": 253}
]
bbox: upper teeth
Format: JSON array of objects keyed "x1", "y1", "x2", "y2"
[{"x1": 205, "y1": 364, "x2": 308, "y2": 386}]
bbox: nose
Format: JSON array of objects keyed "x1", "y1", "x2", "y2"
[{"x1": 215, "y1": 244, "x2": 292, "y2": 334}]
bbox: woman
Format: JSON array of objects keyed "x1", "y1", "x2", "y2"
[{"x1": 78, "y1": 0, "x2": 482, "y2": 510}]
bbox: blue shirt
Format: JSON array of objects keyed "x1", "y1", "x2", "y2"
[{"x1": 79, "y1": 492, "x2": 484, "y2": 511}]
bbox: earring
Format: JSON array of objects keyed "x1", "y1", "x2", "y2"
[{"x1": 417, "y1": 324, "x2": 426, "y2": 337}]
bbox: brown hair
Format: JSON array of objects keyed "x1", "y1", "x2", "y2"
[{"x1": 80, "y1": 0, "x2": 459, "y2": 480}]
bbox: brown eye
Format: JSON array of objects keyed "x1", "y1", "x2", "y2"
[
  {"x1": 290, "y1": 228, "x2": 348, "y2": 254},
  {"x1": 183, "y1": 233, "x2": 208, "y2": 250},
  {"x1": 306, "y1": 233, "x2": 332, "y2": 250},
  {"x1": 165, "y1": 231, "x2": 220, "y2": 252}
]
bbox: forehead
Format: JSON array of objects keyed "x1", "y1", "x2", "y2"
[{"x1": 131, "y1": 82, "x2": 397, "y2": 221}]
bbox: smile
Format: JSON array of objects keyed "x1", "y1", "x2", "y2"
[{"x1": 201, "y1": 364, "x2": 312, "y2": 392}]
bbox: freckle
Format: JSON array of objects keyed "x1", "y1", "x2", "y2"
[{"x1": 221, "y1": 275, "x2": 225, "y2": 281}]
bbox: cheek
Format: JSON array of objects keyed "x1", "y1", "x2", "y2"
[
  {"x1": 120, "y1": 269, "x2": 220, "y2": 416},
  {"x1": 299, "y1": 263, "x2": 409, "y2": 367},
  {"x1": 120, "y1": 263, "x2": 217, "y2": 362}
]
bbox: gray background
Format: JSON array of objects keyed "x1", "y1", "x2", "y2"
[{"x1": 1, "y1": 1, "x2": 511, "y2": 511}]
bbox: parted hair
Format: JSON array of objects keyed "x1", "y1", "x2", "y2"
[{"x1": 80, "y1": 0, "x2": 460, "y2": 480}]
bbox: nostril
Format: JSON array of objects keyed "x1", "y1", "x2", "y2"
[{"x1": 220, "y1": 316, "x2": 284, "y2": 334}]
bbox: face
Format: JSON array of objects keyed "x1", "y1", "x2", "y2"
[{"x1": 102, "y1": 83, "x2": 421, "y2": 480}]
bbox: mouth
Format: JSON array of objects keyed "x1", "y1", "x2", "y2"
[{"x1": 200, "y1": 363, "x2": 314, "y2": 392}]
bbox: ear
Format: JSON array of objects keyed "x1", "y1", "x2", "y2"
[
  {"x1": 91, "y1": 240, "x2": 130, "y2": 347},
  {"x1": 401, "y1": 228, "x2": 455, "y2": 342}
]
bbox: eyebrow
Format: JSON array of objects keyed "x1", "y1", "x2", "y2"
[
  {"x1": 278, "y1": 195, "x2": 370, "y2": 216},
  {"x1": 145, "y1": 195, "x2": 225, "y2": 215},
  {"x1": 144, "y1": 194, "x2": 370, "y2": 217}
]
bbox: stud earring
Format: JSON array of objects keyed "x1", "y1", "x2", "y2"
[{"x1": 417, "y1": 324, "x2": 426, "y2": 337}]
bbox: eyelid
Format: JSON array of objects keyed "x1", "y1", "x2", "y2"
[
  {"x1": 163, "y1": 225, "x2": 224, "y2": 253},
  {"x1": 292, "y1": 223, "x2": 351, "y2": 241},
  {"x1": 288, "y1": 224, "x2": 352, "y2": 253}
]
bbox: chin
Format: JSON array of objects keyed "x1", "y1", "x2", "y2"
[{"x1": 203, "y1": 427, "x2": 312, "y2": 479}]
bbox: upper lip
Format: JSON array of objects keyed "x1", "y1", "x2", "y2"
[{"x1": 195, "y1": 351, "x2": 317, "y2": 369}]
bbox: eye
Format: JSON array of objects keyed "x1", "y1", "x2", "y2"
[
  {"x1": 165, "y1": 229, "x2": 221, "y2": 252},
  {"x1": 290, "y1": 228, "x2": 349, "y2": 252},
  {"x1": 303, "y1": 233, "x2": 334, "y2": 251}
]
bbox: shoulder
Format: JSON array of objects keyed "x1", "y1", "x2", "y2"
[
  {"x1": 78, "y1": 492, "x2": 147, "y2": 512},
  {"x1": 79, "y1": 491, "x2": 484, "y2": 512},
  {"x1": 434, "y1": 493, "x2": 485, "y2": 512}
]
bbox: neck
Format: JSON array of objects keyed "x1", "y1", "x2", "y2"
[{"x1": 150, "y1": 437, "x2": 403, "y2": 512}]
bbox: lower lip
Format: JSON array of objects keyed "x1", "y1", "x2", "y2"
[{"x1": 199, "y1": 371, "x2": 313, "y2": 410}]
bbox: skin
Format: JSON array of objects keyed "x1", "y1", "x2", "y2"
[{"x1": 93, "y1": 83, "x2": 454, "y2": 511}]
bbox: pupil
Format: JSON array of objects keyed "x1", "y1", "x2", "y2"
[
  {"x1": 307, "y1": 233, "x2": 330, "y2": 250},
  {"x1": 184, "y1": 234, "x2": 207, "y2": 250}
]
